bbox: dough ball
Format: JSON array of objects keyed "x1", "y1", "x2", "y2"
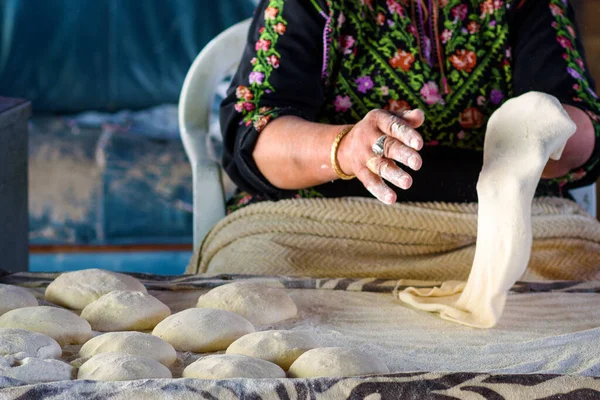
[
  {"x1": 0, "y1": 284, "x2": 38, "y2": 316},
  {"x1": 45, "y1": 269, "x2": 147, "y2": 310},
  {"x1": 226, "y1": 330, "x2": 318, "y2": 370},
  {"x1": 196, "y1": 282, "x2": 297, "y2": 325},
  {"x1": 152, "y1": 308, "x2": 254, "y2": 352},
  {"x1": 79, "y1": 332, "x2": 176, "y2": 367},
  {"x1": 0, "y1": 328, "x2": 61, "y2": 359},
  {"x1": 77, "y1": 352, "x2": 172, "y2": 381},
  {"x1": 0, "y1": 306, "x2": 92, "y2": 346},
  {"x1": 80, "y1": 291, "x2": 170, "y2": 332},
  {"x1": 288, "y1": 347, "x2": 389, "y2": 378},
  {"x1": 182, "y1": 354, "x2": 285, "y2": 379},
  {"x1": 0, "y1": 356, "x2": 73, "y2": 383}
]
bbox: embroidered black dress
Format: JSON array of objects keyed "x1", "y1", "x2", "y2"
[{"x1": 220, "y1": 0, "x2": 600, "y2": 213}]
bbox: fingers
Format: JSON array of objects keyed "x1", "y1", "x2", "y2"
[
  {"x1": 396, "y1": 109, "x2": 425, "y2": 129},
  {"x1": 366, "y1": 157, "x2": 412, "y2": 190},
  {"x1": 383, "y1": 137, "x2": 422, "y2": 171},
  {"x1": 356, "y1": 164, "x2": 397, "y2": 205},
  {"x1": 369, "y1": 109, "x2": 424, "y2": 151}
]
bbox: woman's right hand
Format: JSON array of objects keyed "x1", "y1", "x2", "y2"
[{"x1": 337, "y1": 109, "x2": 426, "y2": 205}]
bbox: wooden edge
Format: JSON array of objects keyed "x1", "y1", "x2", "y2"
[{"x1": 30, "y1": 244, "x2": 193, "y2": 254}]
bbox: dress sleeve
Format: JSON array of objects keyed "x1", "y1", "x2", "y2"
[
  {"x1": 510, "y1": 0, "x2": 600, "y2": 190},
  {"x1": 219, "y1": 0, "x2": 329, "y2": 199}
]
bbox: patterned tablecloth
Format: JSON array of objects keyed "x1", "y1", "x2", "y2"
[{"x1": 1, "y1": 272, "x2": 600, "y2": 399}]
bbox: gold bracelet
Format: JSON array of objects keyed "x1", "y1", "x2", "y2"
[{"x1": 330, "y1": 125, "x2": 356, "y2": 180}]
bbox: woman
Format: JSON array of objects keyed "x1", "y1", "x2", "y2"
[{"x1": 220, "y1": 0, "x2": 599, "y2": 211}]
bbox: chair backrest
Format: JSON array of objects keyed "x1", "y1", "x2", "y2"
[{"x1": 179, "y1": 18, "x2": 252, "y2": 249}]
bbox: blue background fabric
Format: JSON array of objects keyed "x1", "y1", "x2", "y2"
[{"x1": 0, "y1": 0, "x2": 255, "y2": 112}]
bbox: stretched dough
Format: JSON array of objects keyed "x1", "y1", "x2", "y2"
[
  {"x1": 80, "y1": 291, "x2": 171, "y2": 331},
  {"x1": 226, "y1": 330, "x2": 318, "y2": 370},
  {"x1": 79, "y1": 332, "x2": 177, "y2": 367},
  {"x1": 196, "y1": 282, "x2": 297, "y2": 325},
  {"x1": 45, "y1": 269, "x2": 147, "y2": 310},
  {"x1": 288, "y1": 347, "x2": 389, "y2": 378},
  {"x1": 0, "y1": 284, "x2": 38, "y2": 316},
  {"x1": 77, "y1": 353, "x2": 172, "y2": 381},
  {"x1": 398, "y1": 92, "x2": 577, "y2": 328},
  {"x1": 0, "y1": 306, "x2": 92, "y2": 346},
  {"x1": 182, "y1": 354, "x2": 286, "y2": 379},
  {"x1": 0, "y1": 328, "x2": 62, "y2": 360},
  {"x1": 152, "y1": 308, "x2": 255, "y2": 352}
]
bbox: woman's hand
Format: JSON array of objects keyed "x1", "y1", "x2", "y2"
[{"x1": 337, "y1": 109, "x2": 426, "y2": 204}]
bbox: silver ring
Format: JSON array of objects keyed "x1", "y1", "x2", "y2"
[{"x1": 372, "y1": 135, "x2": 387, "y2": 157}]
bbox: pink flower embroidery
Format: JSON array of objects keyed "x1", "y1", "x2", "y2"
[
  {"x1": 236, "y1": 86, "x2": 253, "y2": 101},
  {"x1": 571, "y1": 169, "x2": 587, "y2": 181},
  {"x1": 340, "y1": 35, "x2": 355, "y2": 55},
  {"x1": 480, "y1": 0, "x2": 494, "y2": 16},
  {"x1": 468, "y1": 21, "x2": 480, "y2": 34},
  {"x1": 549, "y1": 3, "x2": 563, "y2": 16},
  {"x1": 264, "y1": 6, "x2": 278, "y2": 20},
  {"x1": 452, "y1": 4, "x2": 467, "y2": 20},
  {"x1": 255, "y1": 39, "x2": 271, "y2": 52},
  {"x1": 250, "y1": 57, "x2": 257, "y2": 65},
  {"x1": 576, "y1": 58, "x2": 585, "y2": 70},
  {"x1": 457, "y1": 131, "x2": 466, "y2": 140},
  {"x1": 567, "y1": 25, "x2": 576, "y2": 38},
  {"x1": 493, "y1": 0, "x2": 503, "y2": 10},
  {"x1": 477, "y1": 95, "x2": 486, "y2": 106},
  {"x1": 253, "y1": 114, "x2": 272, "y2": 132},
  {"x1": 573, "y1": 83, "x2": 580, "y2": 90},
  {"x1": 387, "y1": 0, "x2": 404, "y2": 15},
  {"x1": 408, "y1": 25, "x2": 418, "y2": 36},
  {"x1": 249, "y1": 71, "x2": 264, "y2": 85},
  {"x1": 376, "y1": 12, "x2": 386, "y2": 25},
  {"x1": 441, "y1": 29, "x2": 453, "y2": 44},
  {"x1": 420, "y1": 81, "x2": 442, "y2": 105},
  {"x1": 360, "y1": 0, "x2": 373, "y2": 9},
  {"x1": 380, "y1": 86, "x2": 389, "y2": 96},
  {"x1": 337, "y1": 12, "x2": 346, "y2": 29},
  {"x1": 334, "y1": 95, "x2": 352, "y2": 112},
  {"x1": 273, "y1": 23, "x2": 286, "y2": 35},
  {"x1": 267, "y1": 55, "x2": 280, "y2": 68},
  {"x1": 557, "y1": 36, "x2": 572, "y2": 50},
  {"x1": 425, "y1": 140, "x2": 439, "y2": 146}
]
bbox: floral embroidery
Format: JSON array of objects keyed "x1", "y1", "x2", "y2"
[
  {"x1": 459, "y1": 107, "x2": 484, "y2": 129},
  {"x1": 449, "y1": 50, "x2": 477, "y2": 73},
  {"x1": 420, "y1": 81, "x2": 443, "y2": 105},
  {"x1": 546, "y1": 0, "x2": 600, "y2": 188},
  {"x1": 356, "y1": 76, "x2": 375, "y2": 93},
  {"x1": 334, "y1": 95, "x2": 353, "y2": 112},
  {"x1": 389, "y1": 49, "x2": 415, "y2": 71},
  {"x1": 234, "y1": 0, "x2": 287, "y2": 132}
]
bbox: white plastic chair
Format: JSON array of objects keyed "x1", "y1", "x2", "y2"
[
  {"x1": 179, "y1": 18, "x2": 597, "y2": 249},
  {"x1": 179, "y1": 18, "x2": 252, "y2": 249}
]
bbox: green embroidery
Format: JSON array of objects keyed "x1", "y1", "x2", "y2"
[
  {"x1": 546, "y1": 0, "x2": 600, "y2": 187},
  {"x1": 234, "y1": 0, "x2": 287, "y2": 132}
]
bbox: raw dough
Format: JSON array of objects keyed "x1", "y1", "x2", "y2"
[
  {"x1": 288, "y1": 347, "x2": 389, "y2": 378},
  {"x1": 196, "y1": 282, "x2": 297, "y2": 325},
  {"x1": 398, "y1": 92, "x2": 577, "y2": 328},
  {"x1": 0, "y1": 356, "x2": 73, "y2": 383},
  {"x1": 45, "y1": 269, "x2": 147, "y2": 310},
  {"x1": 0, "y1": 328, "x2": 62, "y2": 359},
  {"x1": 0, "y1": 306, "x2": 92, "y2": 346},
  {"x1": 79, "y1": 332, "x2": 176, "y2": 367},
  {"x1": 226, "y1": 330, "x2": 318, "y2": 370},
  {"x1": 80, "y1": 291, "x2": 171, "y2": 332},
  {"x1": 152, "y1": 308, "x2": 254, "y2": 352},
  {"x1": 182, "y1": 354, "x2": 286, "y2": 379},
  {"x1": 0, "y1": 284, "x2": 38, "y2": 315},
  {"x1": 77, "y1": 352, "x2": 172, "y2": 381}
]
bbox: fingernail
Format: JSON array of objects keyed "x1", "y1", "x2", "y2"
[
  {"x1": 400, "y1": 176, "x2": 411, "y2": 189},
  {"x1": 410, "y1": 138, "x2": 420, "y2": 149},
  {"x1": 385, "y1": 193, "x2": 394, "y2": 204}
]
